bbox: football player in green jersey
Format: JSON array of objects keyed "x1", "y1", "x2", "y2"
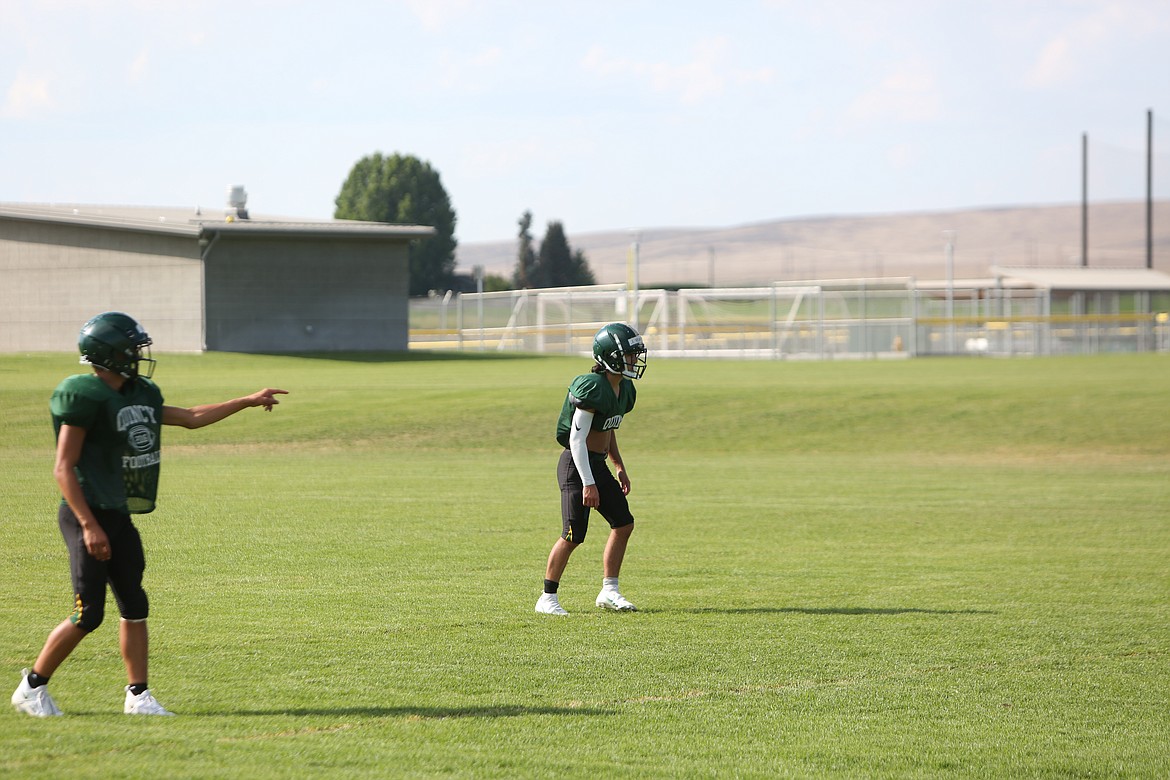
[
  {"x1": 536, "y1": 323, "x2": 648, "y2": 616},
  {"x1": 11, "y1": 312, "x2": 287, "y2": 717}
]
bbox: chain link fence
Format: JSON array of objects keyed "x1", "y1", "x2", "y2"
[{"x1": 410, "y1": 282, "x2": 1170, "y2": 359}]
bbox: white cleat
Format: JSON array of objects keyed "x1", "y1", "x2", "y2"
[
  {"x1": 535, "y1": 593, "x2": 570, "y2": 616},
  {"x1": 596, "y1": 589, "x2": 637, "y2": 612},
  {"x1": 11, "y1": 669, "x2": 63, "y2": 717},
  {"x1": 124, "y1": 687, "x2": 175, "y2": 715}
]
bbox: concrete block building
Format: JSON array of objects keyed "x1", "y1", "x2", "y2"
[{"x1": 0, "y1": 200, "x2": 433, "y2": 353}]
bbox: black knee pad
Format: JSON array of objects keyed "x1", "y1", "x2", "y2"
[{"x1": 114, "y1": 588, "x2": 149, "y2": 623}]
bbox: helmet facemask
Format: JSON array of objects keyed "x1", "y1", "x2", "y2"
[
  {"x1": 616, "y1": 340, "x2": 647, "y2": 379},
  {"x1": 128, "y1": 343, "x2": 156, "y2": 379}
]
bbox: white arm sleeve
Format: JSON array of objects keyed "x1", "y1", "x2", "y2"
[{"x1": 569, "y1": 407, "x2": 596, "y2": 486}]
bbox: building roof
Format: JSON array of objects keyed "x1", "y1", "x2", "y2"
[
  {"x1": 0, "y1": 203, "x2": 434, "y2": 240},
  {"x1": 991, "y1": 266, "x2": 1170, "y2": 291}
]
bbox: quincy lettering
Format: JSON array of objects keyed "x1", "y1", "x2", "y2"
[
  {"x1": 116, "y1": 405, "x2": 158, "y2": 431},
  {"x1": 600, "y1": 414, "x2": 623, "y2": 431}
]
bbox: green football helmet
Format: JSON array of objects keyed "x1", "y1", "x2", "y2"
[
  {"x1": 78, "y1": 312, "x2": 156, "y2": 379},
  {"x1": 593, "y1": 322, "x2": 647, "y2": 379}
]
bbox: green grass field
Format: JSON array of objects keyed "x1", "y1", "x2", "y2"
[{"x1": 1, "y1": 351, "x2": 1168, "y2": 778}]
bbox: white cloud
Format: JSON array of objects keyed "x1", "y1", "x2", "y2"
[
  {"x1": 1026, "y1": 1, "x2": 1170, "y2": 88},
  {"x1": 460, "y1": 138, "x2": 545, "y2": 178},
  {"x1": 847, "y1": 60, "x2": 941, "y2": 124},
  {"x1": 653, "y1": 37, "x2": 728, "y2": 103},
  {"x1": 2, "y1": 70, "x2": 54, "y2": 119},
  {"x1": 474, "y1": 46, "x2": 503, "y2": 68},
  {"x1": 886, "y1": 142, "x2": 916, "y2": 170},
  {"x1": 580, "y1": 45, "x2": 622, "y2": 77},
  {"x1": 458, "y1": 131, "x2": 596, "y2": 179},
  {"x1": 128, "y1": 49, "x2": 150, "y2": 83},
  {"x1": 581, "y1": 37, "x2": 772, "y2": 104},
  {"x1": 403, "y1": 0, "x2": 475, "y2": 32},
  {"x1": 1027, "y1": 29, "x2": 1080, "y2": 88},
  {"x1": 436, "y1": 46, "x2": 505, "y2": 91},
  {"x1": 736, "y1": 66, "x2": 776, "y2": 87}
]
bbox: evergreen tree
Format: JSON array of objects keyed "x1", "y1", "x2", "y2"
[
  {"x1": 513, "y1": 214, "x2": 597, "y2": 288},
  {"x1": 538, "y1": 221, "x2": 574, "y2": 287},
  {"x1": 513, "y1": 211, "x2": 539, "y2": 288},
  {"x1": 570, "y1": 248, "x2": 596, "y2": 286}
]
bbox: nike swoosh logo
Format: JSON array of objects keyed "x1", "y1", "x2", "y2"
[{"x1": 573, "y1": 423, "x2": 581, "y2": 430}]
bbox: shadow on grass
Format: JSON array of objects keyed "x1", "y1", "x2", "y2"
[
  {"x1": 191, "y1": 704, "x2": 615, "y2": 719},
  {"x1": 667, "y1": 606, "x2": 996, "y2": 616}
]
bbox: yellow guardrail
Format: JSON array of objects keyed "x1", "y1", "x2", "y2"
[
  {"x1": 916, "y1": 313, "x2": 1159, "y2": 326},
  {"x1": 413, "y1": 315, "x2": 1159, "y2": 339}
]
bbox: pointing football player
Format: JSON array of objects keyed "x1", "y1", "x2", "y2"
[
  {"x1": 12, "y1": 312, "x2": 287, "y2": 717},
  {"x1": 536, "y1": 322, "x2": 647, "y2": 616}
]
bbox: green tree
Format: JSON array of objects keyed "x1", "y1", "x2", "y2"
[
  {"x1": 513, "y1": 210, "x2": 538, "y2": 289},
  {"x1": 537, "y1": 220, "x2": 595, "y2": 287},
  {"x1": 569, "y1": 248, "x2": 596, "y2": 286},
  {"x1": 512, "y1": 213, "x2": 596, "y2": 288},
  {"x1": 482, "y1": 273, "x2": 512, "y2": 292},
  {"x1": 334, "y1": 152, "x2": 457, "y2": 296},
  {"x1": 537, "y1": 221, "x2": 573, "y2": 287}
]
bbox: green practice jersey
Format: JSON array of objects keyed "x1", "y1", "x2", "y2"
[
  {"x1": 555, "y1": 371, "x2": 637, "y2": 449},
  {"x1": 51, "y1": 374, "x2": 165, "y2": 514}
]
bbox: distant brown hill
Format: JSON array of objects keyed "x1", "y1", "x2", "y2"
[{"x1": 455, "y1": 201, "x2": 1169, "y2": 286}]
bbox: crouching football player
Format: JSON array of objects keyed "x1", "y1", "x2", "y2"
[{"x1": 536, "y1": 323, "x2": 647, "y2": 616}]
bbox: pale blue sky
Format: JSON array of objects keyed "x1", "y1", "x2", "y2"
[{"x1": 2, "y1": 0, "x2": 1168, "y2": 246}]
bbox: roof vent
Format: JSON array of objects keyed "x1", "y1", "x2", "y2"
[{"x1": 226, "y1": 185, "x2": 249, "y2": 220}]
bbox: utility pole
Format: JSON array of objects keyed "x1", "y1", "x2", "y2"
[
  {"x1": 1148, "y1": 109, "x2": 1154, "y2": 270},
  {"x1": 473, "y1": 265, "x2": 485, "y2": 351},
  {"x1": 1082, "y1": 132, "x2": 1089, "y2": 267},
  {"x1": 628, "y1": 230, "x2": 641, "y2": 331},
  {"x1": 944, "y1": 230, "x2": 956, "y2": 353}
]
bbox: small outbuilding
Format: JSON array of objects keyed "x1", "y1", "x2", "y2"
[
  {"x1": 0, "y1": 200, "x2": 433, "y2": 354},
  {"x1": 990, "y1": 265, "x2": 1170, "y2": 316}
]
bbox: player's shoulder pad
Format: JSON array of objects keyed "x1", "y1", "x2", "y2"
[
  {"x1": 53, "y1": 373, "x2": 109, "y2": 400},
  {"x1": 568, "y1": 373, "x2": 608, "y2": 409},
  {"x1": 51, "y1": 374, "x2": 111, "y2": 423}
]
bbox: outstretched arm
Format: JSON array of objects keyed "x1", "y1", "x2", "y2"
[{"x1": 163, "y1": 388, "x2": 288, "y2": 429}]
